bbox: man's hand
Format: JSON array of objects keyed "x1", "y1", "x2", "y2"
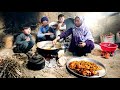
[{"x1": 78, "y1": 42, "x2": 86, "y2": 47}]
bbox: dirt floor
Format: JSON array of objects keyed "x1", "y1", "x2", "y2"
[{"x1": 0, "y1": 44, "x2": 120, "y2": 78}]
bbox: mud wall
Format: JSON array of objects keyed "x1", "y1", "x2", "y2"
[{"x1": 39, "y1": 12, "x2": 120, "y2": 43}]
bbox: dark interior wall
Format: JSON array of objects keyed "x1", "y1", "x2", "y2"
[
  {"x1": 2, "y1": 12, "x2": 40, "y2": 34},
  {"x1": 0, "y1": 12, "x2": 4, "y2": 29},
  {"x1": 0, "y1": 12, "x2": 5, "y2": 47}
]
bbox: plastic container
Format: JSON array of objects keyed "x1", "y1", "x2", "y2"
[{"x1": 100, "y1": 42, "x2": 118, "y2": 53}]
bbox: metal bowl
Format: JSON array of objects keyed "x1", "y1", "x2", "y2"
[
  {"x1": 37, "y1": 41, "x2": 61, "y2": 50},
  {"x1": 37, "y1": 41, "x2": 62, "y2": 55},
  {"x1": 66, "y1": 57, "x2": 106, "y2": 78}
]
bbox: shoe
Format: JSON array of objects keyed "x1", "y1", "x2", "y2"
[{"x1": 13, "y1": 47, "x2": 22, "y2": 53}]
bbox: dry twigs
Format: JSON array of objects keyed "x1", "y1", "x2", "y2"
[{"x1": 0, "y1": 53, "x2": 28, "y2": 78}]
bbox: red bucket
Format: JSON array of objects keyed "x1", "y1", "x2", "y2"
[{"x1": 100, "y1": 42, "x2": 118, "y2": 53}]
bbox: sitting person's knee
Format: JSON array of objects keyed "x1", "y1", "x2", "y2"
[
  {"x1": 21, "y1": 42, "x2": 29, "y2": 49},
  {"x1": 29, "y1": 41, "x2": 35, "y2": 45},
  {"x1": 28, "y1": 41, "x2": 34, "y2": 49},
  {"x1": 91, "y1": 43, "x2": 95, "y2": 50},
  {"x1": 89, "y1": 42, "x2": 95, "y2": 50}
]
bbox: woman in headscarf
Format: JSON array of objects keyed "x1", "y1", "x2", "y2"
[{"x1": 53, "y1": 16, "x2": 94, "y2": 56}]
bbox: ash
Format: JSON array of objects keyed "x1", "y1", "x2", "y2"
[{"x1": 45, "y1": 58, "x2": 58, "y2": 69}]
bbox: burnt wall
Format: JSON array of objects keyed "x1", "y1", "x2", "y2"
[{"x1": 2, "y1": 12, "x2": 39, "y2": 34}]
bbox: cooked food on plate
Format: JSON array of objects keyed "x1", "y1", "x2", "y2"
[{"x1": 69, "y1": 60, "x2": 102, "y2": 76}]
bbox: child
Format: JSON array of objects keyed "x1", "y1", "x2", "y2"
[
  {"x1": 53, "y1": 16, "x2": 94, "y2": 56},
  {"x1": 56, "y1": 14, "x2": 66, "y2": 37},
  {"x1": 37, "y1": 16, "x2": 55, "y2": 41},
  {"x1": 13, "y1": 24, "x2": 35, "y2": 53}
]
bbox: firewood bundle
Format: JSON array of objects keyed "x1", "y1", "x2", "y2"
[{"x1": 0, "y1": 54, "x2": 28, "y2": 78}]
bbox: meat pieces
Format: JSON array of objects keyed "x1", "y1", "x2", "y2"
[{"x1": 69, "y1": 60, "x2": 102, "y2": 76}]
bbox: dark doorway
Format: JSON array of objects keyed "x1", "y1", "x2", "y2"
[{"x1": 2, "y1": 12, "x2": 39, "y2": 34}]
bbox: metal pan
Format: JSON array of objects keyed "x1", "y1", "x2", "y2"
[
  {"x1": 37, "y1": 41, "x2": 62, "y2": 55},
  {"x1": 66, "y1": 57, "x2": 106, "y2": 78},
  {"x1": 37, "y1": 41, "x2": 61, "y2": 50}
]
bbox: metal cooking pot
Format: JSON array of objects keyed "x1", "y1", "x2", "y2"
[{"x1": 37, "y1": 41, "x2": 62, "y2": 55}]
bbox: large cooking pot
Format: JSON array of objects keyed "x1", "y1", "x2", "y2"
[{"x1": 37, "y1": 41, "x2": 62, "y2": 55}]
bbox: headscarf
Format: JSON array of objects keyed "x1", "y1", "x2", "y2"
[
  {"x1": 73, "y1": 16, "x2": 94, "y2": 45},
  {"x1": 74, "y1": 16, "x2": 85, "y2": 28}
]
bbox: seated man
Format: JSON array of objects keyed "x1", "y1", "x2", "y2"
[
  {"x1": 13, "y1": 24, "x2": 35, "y2": 53},
  {"x1": 37, "y1": 16, "x2": 55, "y2": 42}
]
